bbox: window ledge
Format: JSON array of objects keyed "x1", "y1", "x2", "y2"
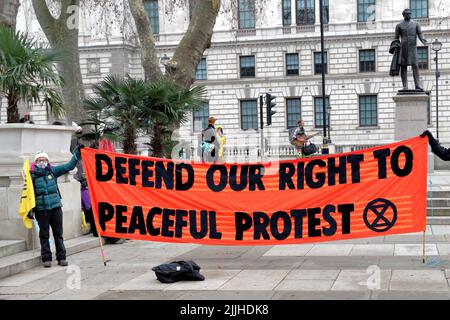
[{"x1": 356, "y1": 126, "x2": 380, "y2": 130}]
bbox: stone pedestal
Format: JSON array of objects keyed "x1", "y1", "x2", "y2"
[
  {"x1": 0, "y1": 124, "x2": 82, "y2": 249},
  {"x1": 393, "y1": 92, "x2": 433, "y2": 172}
]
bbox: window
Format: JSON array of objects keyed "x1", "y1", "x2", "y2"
[
  {"x1": 144, "y1": 0, "x2": 159, "y2": 34},
  {"x1": 314, "y1": 52, "x2": 327, "y2": 74},
  {"x1": 239, "y1": 0, "x2": 256, "y2": 29},
  {"x1": 359, "y1": 49, "x2": 376, "y2": 72},
  {"x1": 193, "y1": 102, "x2": 209, "y2": 132},
  {"x1": 322, "y1": 0, "x2": 329, "y2": 24},
  {"x1": 282, "y1": 0, "x2": 292, "y2": 26},
  {"x1": 240, "y1": 100, "x2": 258, "y2": 130},
  {"x1": 417, "y1": 47, "x2": 429, "y2": 70},
  {"x1": 296, "y1": 0, "x2": 315, "y2": 25},
  {"x1": 359, "y1": 95, "x2": 377, "y2": 127},
  {"x1": 195, "y1": 58, "x2": 207, "y2": 80},
  {"x1": 357, "y1": 0, "x2": 376, "y2": 23},
  {"x1": 240, "y1": 55, "x2": 255, "y2": 78},
  {"x1": 286, "y1": 98, "x2": 301, "y2": 128},
  {"x1": 286, "y1": 53, "x2": 299, "y2": 76},
  {"x1": 411, "y1": 0, "x2": 428, "y2": 18},
  {"x1": 314, "y1": 97, "x2": 329, "y2": 128}
]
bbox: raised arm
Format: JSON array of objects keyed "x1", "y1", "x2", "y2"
[
  {"x1": 51, "y1": 146, "x2": 82, "y2": 178},
  {"x1": 422, "y1": 130, "x2": 450, "y2": 161}
]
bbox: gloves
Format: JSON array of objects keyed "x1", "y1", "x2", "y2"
[{"x1": 420, "y1": 130, "x2": 432, "y2": 138}]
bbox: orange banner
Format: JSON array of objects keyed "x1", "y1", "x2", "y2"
[{"x1": 81, "y1": 136, "x2": 428, "y2": 245}]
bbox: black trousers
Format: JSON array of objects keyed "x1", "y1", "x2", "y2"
[{"x1": 35, "y1": 207, "x2": 66, "y2": 262}]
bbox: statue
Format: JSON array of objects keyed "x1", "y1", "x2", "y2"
[{"x1": 390, "y1": 9, "x2": 428, "y2": 91}]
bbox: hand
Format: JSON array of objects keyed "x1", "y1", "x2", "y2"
[{"x1": 420, "y1": 130, "x2": 432, "y2": 138}]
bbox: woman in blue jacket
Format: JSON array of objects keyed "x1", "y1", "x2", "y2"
[{"x1": 30, "y1": 146, "x2": 82, "y2": 267}]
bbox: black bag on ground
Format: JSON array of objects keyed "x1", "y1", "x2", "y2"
[
  {"x1": 152, "y1": 260, "x2": 205, "y2": 283},
  {"x1": 302, "y1": 142, "x2": 317, "y2": 156}
]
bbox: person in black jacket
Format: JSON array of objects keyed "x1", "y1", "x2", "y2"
[{"x1": 421, "y1": 130, "x2": 450, "y2": 160}]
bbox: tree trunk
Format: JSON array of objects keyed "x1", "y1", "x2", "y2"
[
  {"x1": 0, "y1": 0, "x2": 20, "y2": 30},
  {"x1": 168, "y1": 0, "x2": 220, "y2": 89},
  {"x1": 32, "y1": 0, "x2": 85, "y2": 124},
  {"x1": 128, "y1": 0, "x2": 162, "y2": 82},
  {"x1": 151, "y1": 122, "x2": 164, "y2": 158},
  {"x1": 123, "y1": 124, "x2": 137, "y2": 155},
  {"x1": 6, "y1": 89, "x2": 19, "y2": 123}
]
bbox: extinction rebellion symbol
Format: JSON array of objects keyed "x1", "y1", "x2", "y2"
[{"x1": 363, "y1": 198, "x2": 397, "y2": 232}]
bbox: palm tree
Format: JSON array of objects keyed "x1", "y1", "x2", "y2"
[
  {"x1": 144, "y1": 79, "x2": 207, "y2": 157},
  {"x1": 81, "y1": 75, "x2": 206, "y2": 156},
  {"x1": 0, "y1": 26, "x2": 65, "y2": 123}
]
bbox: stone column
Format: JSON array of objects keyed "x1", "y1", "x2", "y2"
[
  {"x1": 0, "y1": 124, "x2": 82, "y2": 249},
  {"x1": 393, "y1": 92, "x2": 433, "y2": 172}
]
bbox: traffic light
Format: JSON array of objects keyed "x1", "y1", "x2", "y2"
[{"x1": 265, "y1": 93, "x2": 277, "y2": 126}]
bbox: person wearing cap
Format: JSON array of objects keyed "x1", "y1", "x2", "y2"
[
  {"x1": 216, "y1": 125, "x2": 227, "y2": 162},
  {"x1": 30, "y1": 145, "x2": 83, "y2": 268},
  {"x1": 200, "y1": 116, "x2": 220, "y2": 163}
]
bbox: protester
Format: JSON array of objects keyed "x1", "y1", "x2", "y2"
[
  {"x1": 216, "y1": 125, "x2": 226, "y2": 162},
  {"x1": 421, "y1": 130, "x2": 450, "y2": 160},
  {"x1": 200, "y1": 116, "x2": 220, "y2": 163},
  {"x1": 30, "y1": 146, "x2": 82, "y2": 267}
]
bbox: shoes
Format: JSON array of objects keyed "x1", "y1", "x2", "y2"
[
  {"x1": 57, "y1": 260, "x2": 68, "y2": 266},
  {"x1": 43, "y1": 261, "x2": 52, "y2": 268}
]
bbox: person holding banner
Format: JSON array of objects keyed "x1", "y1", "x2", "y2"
[
  {"x1": 30, "y1": 146, "x2": 82, "y2": 268},
  {"x1": 422, "y1": 130, "x2": 450, "y2": 160}
]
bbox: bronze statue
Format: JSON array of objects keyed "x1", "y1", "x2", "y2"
[{"x1": 391, "y1": 9, "x2": 428, "y2": 91}]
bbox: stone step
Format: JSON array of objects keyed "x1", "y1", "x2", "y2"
[
  {"x1": 427, "y1": 208, "x2": 450, "y2": 216},
  {"x1": 0, "y1": 235, "x2": 100, "y2": 280},
  {"x1": 0, "y1": 240, "x2": 26, "y2": 259},
  {"x1": 427, "y1": 198, "x2": 450, "y2": 207},
  {"x1": 427, "y1": 216, "x2": 450, "y2": 225},
  {"x1": 427, "y1": 191, "x2": 450, "y2": 198}
]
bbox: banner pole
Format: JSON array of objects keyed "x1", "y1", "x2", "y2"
[
  {"x1": 422, "y1": 230, "x2": 426, "y2": 264},
  {"x1": 98, "y1": 235, "x2": 107, "y2": 266}
]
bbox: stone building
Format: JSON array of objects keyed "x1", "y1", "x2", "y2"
[{"x1": 2, "y1": 0, "x2": 450, "y2": 162}]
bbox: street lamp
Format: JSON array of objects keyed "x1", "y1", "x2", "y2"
[
  {"x1": 318, "y1": 0, "x2": 330, "y2": 154},
  {"x1": 431, "y1": 39, "x2": 442, "y2": 141}
]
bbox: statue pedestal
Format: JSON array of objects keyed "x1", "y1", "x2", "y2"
[
  {"x1": 0, "y1": 124, "x2": 82, "y2": 249},
  {"x1": 393, "y1": 91, "x2": 433, "y2": 172}
]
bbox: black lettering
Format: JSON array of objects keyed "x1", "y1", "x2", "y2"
[
  {"x1": 155, "y1": 162, "x2": 174, "y2": 189},
  {"x1": 279, "y1": 163, "x2": 295, "y2": 190},
  {"x1": 146, "y1": 207, "x2": 161, "y2": 236},
  {"x1": 229, "y1": 165, "x2": 248, "y2": 191},
  {"x1": 374, "y1": 148, "x2": 390, "y2": 179},
  {"x1": 307, "y1": 207, "x2": 322, "y2": 237},
  {"x1": 190, "y1": 210, "x2": 208, "y2": 239},
  {"x1": 161, "y1": 209, "x2": 175, "y2": 237},
  {"x1": 328, "y1": 156, "x2": 347, "y2": 186},
  {"x1": 115, "y1": 205, "x2": 128, "y2": 233},
  {"x1": 209, "y1": 211, "x2": 222, "y2": 239},
  {"x1": 270, "y1": 211, "x2": 291, "y2": 240},
  {"x1": 391, "y1": 146, "x2": 413, "y2": 177},
  {"x1": 128, "y1": 159, "x2": 140, "y2": 186},
  {"x1": 322, "y1": 205, "x2": 337, "y2": 236},
  {"x1": 291, "y1": 209, "x2": 306, "y2": 238},
  {"x1": 128, "y1": 206, "x2": 146, "y2": 235},
  {"x1": 95, "y1": 154, "x2": 113, "y2": 182},
  {"x1": 206, "y1": 165, "x2": 228, "y2": 192},
  {"x1": 175, "y1": 164, "x2": 194, "y2": 191},
  {"x1": 297, "y1": 162, "x2": 305, "y2": 190},
  {"x1": 98, "y1": 202, "x2": 114, "y2": 231},
  {"x1": 348, "y1": 154, "x2": 364, "y2": 183},
  {"x1": 253, "y1": 212, "x2": 270, "y2": 240},
  {"x1": 305, "y1": 160, "x2": 326, "y2": 189},
  {"x1": 235, "y1": 212, "x2": 253, "y2": 240},
  {"x1": 175, "y1": 210, "x2": 188, "y2": 238},
  {"x1": 115, "y1": 157, "x2": 128, "y2": 184},
  {"x1": 248, "y1": 165, "x2": 265, "y2": 191},
  {"x1": 142, "y1": 161, "x2": 154, "y2": 188},
  {"x1": 338, "y1": 204, "x2": 354, "y2": 234}
]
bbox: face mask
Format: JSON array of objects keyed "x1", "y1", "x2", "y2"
[{"x1": 36, "y1": 161, "x2": 48, "y2": 169}]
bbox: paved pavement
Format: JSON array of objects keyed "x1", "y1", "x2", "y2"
[{"x1": 1, "y1": 225, "x2": 450, "y2": 300}]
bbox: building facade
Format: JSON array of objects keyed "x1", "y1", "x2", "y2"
[{"x1": 3, "y1": 0, "x2": 450, "y2": 161}]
